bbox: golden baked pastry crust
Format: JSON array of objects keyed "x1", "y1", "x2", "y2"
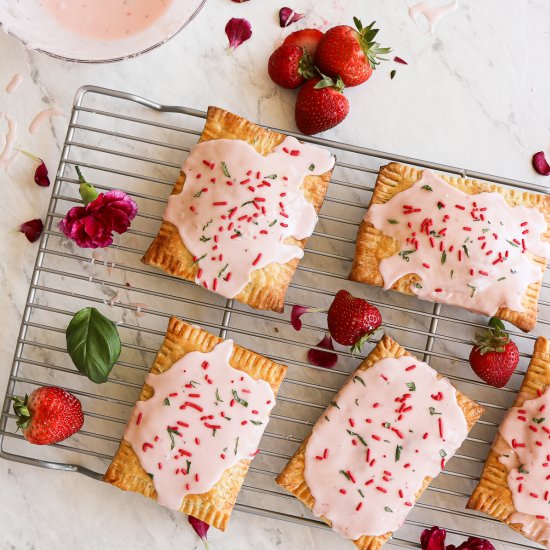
[
  {"x1": 104, "y1": 317, "x2": 287, "y2": 531},
  {"x1": 142, "y1": 106, "x2": 334, "y2": 313},
  {"x1": 467, "y1": 336, "x2": 550, "y2": 547},
  {"x1": 349, "y1": 162, "x2": 550, "y2": 332},
  {"x1": 276, "y1": 334, "x2": 483, "y2": 550}
]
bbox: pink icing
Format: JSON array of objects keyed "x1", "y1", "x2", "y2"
[
  {"x1": 40, "y1": 0, "x2": 173, "y2": 41},
  {"x1": 408, "y1": 0, "x2": 458, "y2": 35},
  {"x1": 124, "y1": 339, "x2": 275, "y2": 510},
  {"x1": 163, "y1": 137, "x2": 335, "y2": 299},
  {"x1": 365, "y1": 170, "x2": 550, "y2": 317},
  {"x1": 303, "y1": 356, "x2": 468, "y2": 539},
  {"x1": 496, "y1": 387, "x2": 550, "y2": 547}
]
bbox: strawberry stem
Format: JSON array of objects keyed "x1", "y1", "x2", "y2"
[
  {"x1": 10, "y1": 395, "x2": 31, "y2": 430},
  {"x1": 473, "y1": 316, "x2": 510, "y2": 355}
]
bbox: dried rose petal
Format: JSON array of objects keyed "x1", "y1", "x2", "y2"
[
  {"x1": 533, "y1": 151, "x2": 550, "y2": 176},
  {"x1": 225, "y1": 17, "x2": 252, "y2": 50},
  {"x1": 394, "y1": 56, "x2": 408, "y2": 65},
  {"x1": 307, "y1": 333, "x2": 338, "y2": 368},
  {"x1": 448, "y1": 538, "x2": 495, "y2": 550},
  {"x1": 279, "y1": 7, "x2": 305, "y2": 28},
  {"x1": 18, "y1": 218, "x2": 44, "y2": 243},
  {"x1": 34, "y1": 160, "x2": 50, "y2": 187},
  {"x1": 420, "y1": 526, "x2": 447, "y2": 550},
  {"x1": 188, "y1": 516, "x2": 210, "y2": 549}
]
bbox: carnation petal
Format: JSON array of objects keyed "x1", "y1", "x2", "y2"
[
  {"x1": 188, "y1": 516, "x2": 209, "y2": 549},
  {"x1": 307, "y1": 333, "x2": 338, "y2": 368},
  {"x1": 225, "y1": 17, "x2": 252, "y2": 50},
  {"x1": 420, "y1": 526, "x2": 446, "y2": 550},
  {"x1": 533, "y1": 151, "x2": 550, "y2": 176},
  {"x1": 19, "y1": 218, "x2": 44, "y2": 243},
  {"x1": 279, "y1": 7, "x2": 305, "y2": 28}
]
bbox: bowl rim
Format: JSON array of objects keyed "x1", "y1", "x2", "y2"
[{"x1": 0, "y1": 0, "x2": 207, "y2": 64}]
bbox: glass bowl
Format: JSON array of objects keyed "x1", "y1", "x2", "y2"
[{"x1": 0, "y1": 0, "x2": 206, "y2": 63}]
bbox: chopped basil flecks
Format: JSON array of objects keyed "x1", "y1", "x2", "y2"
[
  {"x1": 421, "y1": 185, "x2": 433, "y2": 191},
  {"x1": 346, "y1": 429, "x2": 368, "y2": 446},
  {"x1": 429, "y1": 406, "x2": 441, "y2": 415},
  {"x1": 387, "y1": 218, "x2": 399, "y2": 224},
  {"x1": 395, "y1": 445, "x2": 403, "y2": 461},
  {"x1": 221, "y1": 161, "x2": 231, "y2": 178},
  {"x1": 309, "y1": 163, "x2": 315, "y2": 171},
  {"x1": 232, "y1": 390, "x2": 248, "y2": 408},
  {"x1": 163, "y1": 398, "x2": 170, "y2": 406},
  {"x1": 406, "y1": 382, "x2": 416, "y2": 391},
  {"x1": 353, "y1": 376, "x2": 366, "y2": 386}
]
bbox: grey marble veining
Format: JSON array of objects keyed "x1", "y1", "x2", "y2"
[{"x1": 1, "y1": 0, "x2": 550, "y2": 549}]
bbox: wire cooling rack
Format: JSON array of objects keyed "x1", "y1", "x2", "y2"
[{"x1": 2, "y1": 85, "x2": 549, "y2": 549}]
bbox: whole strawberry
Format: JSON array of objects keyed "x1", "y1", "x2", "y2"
[
  {"x1": 283, "y1": 28, "x2": 324, "y2": 57},
  {"x1": 268, "y1": 44, "x2": 316, "y2": 89},
  {"x1": 327, "y1": 290, "x2": 382, "y2": 353},
  {"x1": 295, "y1": 75, "x2": 349, "y2": 135},
  {"x1": 12, "y1": 386, "x2": 84, "y2": 445},
  {"x1": 469, "y1": 317, "x2": 519, "y2": 388},
  {"x1": 315, "y1": 17, "x2": 391, "y2": 87}
]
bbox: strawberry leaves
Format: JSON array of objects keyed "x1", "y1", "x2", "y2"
[
  {"x1": 353, "y1": 17, "x2": 392, "y2": 69},
  {"x1": 66, "y1": 307, "x2": 121, "y2": 384}
]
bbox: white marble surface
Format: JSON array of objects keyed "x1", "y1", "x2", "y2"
[{"x1": 1, "y1": 0, "x2": 550, "y2": 549}]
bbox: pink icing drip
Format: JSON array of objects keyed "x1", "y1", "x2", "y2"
[
  {"x1": 0, "y1": 112, "x2": 18, "y2": 171},
  {"x1": 124, "y1": 339, "x2": 275, "y2": 510},
  {"x1": 408, "y1": 0, "x2": 458, "y2": 35},
  {"x1": 5, "y1": 74, "x2": 23, "y2": 94},
  {"x1": 303, "y1": 356, "x2": 468, "y2": 539},
  {"x1": 28, "y1": 107, "x2": 64, "y2": 135},
  {"x1": 163, "y1": 137, "x2": 335, "y2": 299},
  {"x1": 365, "y1": 170, "x2": 550, "y2": 317},
  {"x1": 497, "y1": 388, "x2": 550, "y2": 546},
  {"x1": 40, "y1": 0, "x2": 174, "y2": 41}
]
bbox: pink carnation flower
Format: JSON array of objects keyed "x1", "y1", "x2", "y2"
[{"x1": 59, "y1": 189, "x2": 137, "y2": 248}]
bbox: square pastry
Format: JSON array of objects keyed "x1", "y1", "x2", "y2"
[
  {"x1": 276, "y1": 334, "x2": 483, "y2": 550},
  {"x1": 142, "y1": 107, "x2": 335, "y2": 312},
  {"x1": 349, "y1": 162, "x2": 550, "y2": 332},
  {"x1": 467, "y1": 336, "x2": 550, "y2": 548},
  {"x1": 104, "y1": 317, "x2": 287, "y2": 531}
]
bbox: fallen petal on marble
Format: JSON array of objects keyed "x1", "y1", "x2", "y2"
[
  {"x1": 34, "y1": 160, "x2": 50, "y2": 187},
  {"x1": 394, "y1": 56, "x2": 408, "y2": 65},
  {"x1": 188, "y1": 516, "x2": 210, "y2": 549},
  {"x1": 279, "y1": 7, "x2": 305, "y2": 28},
  {"x1": 18, "y1": 149, "x2": 51, "y2": 187},
  {"x1": 533, "y1": 151, "x2": 550, "y2": 176},
  {"x1": 231, "y1": 0, "x2": 250, "y2": 2},
  {"x1": 307, "y1": 333, "x2": 338, "y2": 368},
  {"x1": 18, "y1": 218, "x2": 44, "y2": 243},
  {"x1": 225, "y1": 17, "x2": 252, "y2": 50}
]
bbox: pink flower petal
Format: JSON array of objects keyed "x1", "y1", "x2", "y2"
[
  {"x1": 279, "y1": 7, "x2": 305, "y2": 28},
  {"x1": 448, "y1": 538, "x2": 495, "y2": 550},
  {"x1": 225, "y1": 17, "x2": 252, "y2": 50},
  {"x1": 34, "y1": 160, "x2": 50, "y2": 187},
  {"x1": 188, "y1": 516, "x2": 210, "y2": 549},
  {"x1": 290, "y1": 304, "x2": 310, "y2": 330},
  {"x1": 307, "y1": 333, "x2": 338, "y2": 368},
  {"x1": 420, "y1": 526, "x2": 447, "y2": 550},
  {"x1": 533, "y1": 151, "x2": 550, "y2": 176},
  {"x1": 394, "y1": 56, "x2": 408, "y2": 65},
  {"x1": 18, "y1": 218, "x2": 44, "y2": 243}
]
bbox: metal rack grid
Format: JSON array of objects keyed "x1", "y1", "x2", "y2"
[{"x1": 1, "y1": 85, "x2": 548, "y2": 549}]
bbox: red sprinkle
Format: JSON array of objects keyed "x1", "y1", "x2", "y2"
[
  {"x1": 356, "y1": 502, "x2": 363, "y2": 511},
  {"x1": 136, "y1": 413, "x2": 143, "y2": 425},
  {"x1": 376, "y1": 486, "x2": 387, "y2": 493},
  {"x1": 142, "y1": 442, "x2": 153, "y2": 452}
]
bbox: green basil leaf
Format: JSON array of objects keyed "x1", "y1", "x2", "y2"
[{"x1": 66, "y1": 307, "x2": 121, "y2": 383}]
